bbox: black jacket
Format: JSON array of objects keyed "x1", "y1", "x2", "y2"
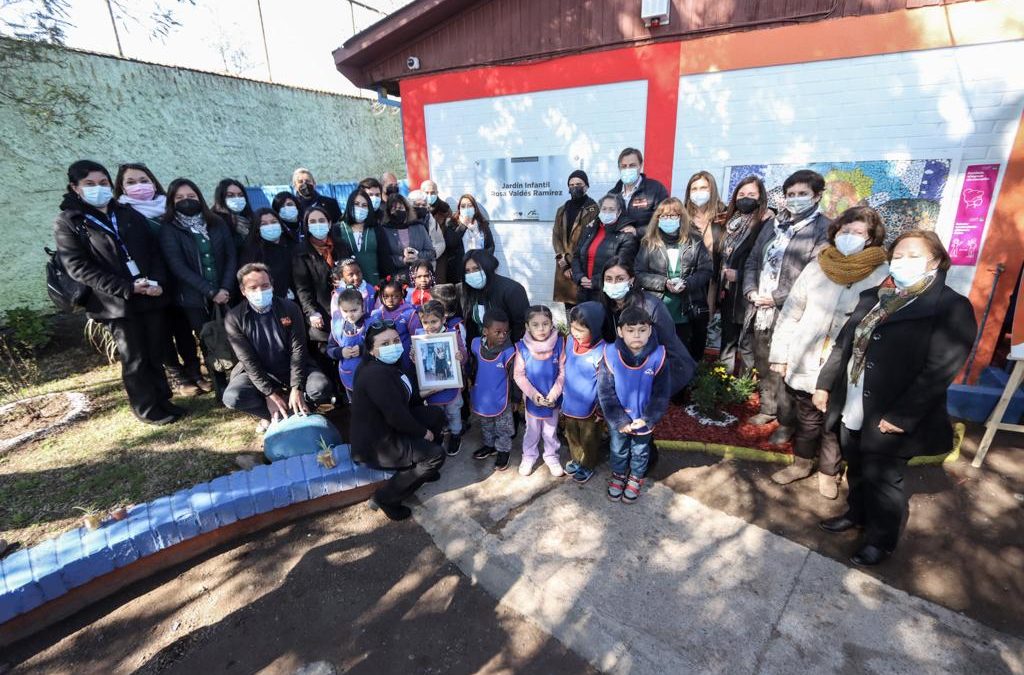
[
  {"x1": 458, "y1": 252, "x2": 530, "y2": 344},
  {"x1": 54, "y1": 195, "x2": 169, "y2": 320},
  {"x1": 159, "y1": 214, "x2": 238, "y2": 309},
  {"x1": 224, "y1": 297, "x2": 315, "y2": 396},
  {"x1": 816, "y1": 274, "x2": 976, "y2": 459},
  {"x1": 350, "y1": 356, "x2": 429, "y2": 468},
  {"x1": 240, "y1": 238, "x2": 295, "y2": 298},
  {"x1": 379, "y1": 219, "x2": 437, "y2": 276},
  {"x1": 610, "y1": 174, "x2": 669, "y2": 238},
  {"x1": 291, "y1": 234, "x2": 353, "y2": 342},
  {"x1": 571, "y1": 218, "x2": 639, "y2": 295},
  {"x1": 297, "y1": 194, "x2": 342, "y2": 224},
  {"x1": 441, "y1": 218, "x2": 495, "y2": 283},
  {"x1": 742, "y1": 211, "x2": 831, "y2": 309},
  {"x1": 635, "y1": 232, "x2": 713, "y2": 311},
  {"x1": 718, "y1": 215, "x2": 771, "y2": 324}
]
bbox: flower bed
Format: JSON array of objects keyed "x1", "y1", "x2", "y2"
[{"x1": 657, "y1": 393, "x2": 795, "y2": 454}]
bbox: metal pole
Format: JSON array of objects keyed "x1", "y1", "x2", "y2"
[
  {"x1": 962, "y1": 262, "x2": 1005, "y2": 383},
  {"x1": 104, "y1": 0, "x2": 124, "y2": 57},
  {"x1": 256, "y1": 0, "x2": 273, "y2": 82}
]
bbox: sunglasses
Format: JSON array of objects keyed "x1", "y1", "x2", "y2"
[{"x1": 368, "y1": 319, "x2": 396, "y2": 330}]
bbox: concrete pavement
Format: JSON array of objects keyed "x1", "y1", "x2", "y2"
[{"x1": 410, "y1": 441, "x2": 1024, "y2": 674}]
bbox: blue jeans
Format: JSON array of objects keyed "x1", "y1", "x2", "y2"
[{"x1": 608, "y1": 428, "x2": 652, "y2": 478}]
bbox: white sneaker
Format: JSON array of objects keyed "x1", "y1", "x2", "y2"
[
  {"x1": 519, "y1": 458, "x2": 538, "y2": 476},
  {"x1": 545, "y1": 461, "x2": 564, "y2": 477}
]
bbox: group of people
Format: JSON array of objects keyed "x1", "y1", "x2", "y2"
[{"x1": 54, "y1": 147, "x2": 976, "y2": 567}]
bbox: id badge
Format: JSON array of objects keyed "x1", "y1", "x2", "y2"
[{"x1": 126, "y1": 259, "x2": 141, "y2": 277}]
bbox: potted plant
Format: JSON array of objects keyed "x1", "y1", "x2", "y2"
[
  {"x1": 316, "y1": 436, "x2": 336, "y2": 469},
  {"x1": 109, "y1": 503, "x2": 130, "y2": 521},
  {"x1": 74, "y1": 506, "x2": 102, "y2": 530}
]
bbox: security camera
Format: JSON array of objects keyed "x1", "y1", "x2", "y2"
[{"x1": 407, "y1": 56, "x2": 420, "y2": 70}]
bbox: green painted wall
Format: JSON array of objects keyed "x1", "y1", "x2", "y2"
[{"x1": 0, "y1": 43, "x2": 404, "y2": 312}]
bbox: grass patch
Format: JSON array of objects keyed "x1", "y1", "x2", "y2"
[{"x1": 0, "y1": 339, "x2": 259, "y2": 548}]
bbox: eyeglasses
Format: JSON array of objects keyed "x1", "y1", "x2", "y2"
[{"x1": 369, "y1": 319, "x2": 396, "y2": 330}]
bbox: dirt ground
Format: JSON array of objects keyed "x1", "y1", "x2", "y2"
[
  {"x1": 5, "y1": 506, "x2": 596, "y2": 675},
  {"x1": 651, "y1": 423, "x2": 1024, "y2": 639}
]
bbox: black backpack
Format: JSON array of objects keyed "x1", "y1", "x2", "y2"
[{"x1": 45, "y1": 242, "x2": 90, "y2": 313}]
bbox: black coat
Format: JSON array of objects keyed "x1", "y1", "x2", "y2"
[
  {"x1": 610, "y1": 174, "x2": 669, "y2": 238},
  {"x1": 459, "y1": 273, "x2": 530, "y2": 344},
  {"x1": 571, "y1": 219, "x2": 639, "y2": 297},
  {"x1": 441, "y1": 219, "x2": 495, "y2": 283},
  {"x1": 240, "y1": 238, "x2": 295, "y2": 298},
  {"x1": 742, "y1": 212, "x2": 831, "y2": 309},
  {"x1": 291, "y1": 235, "x2": 353, "y2": 342},
  {"x1": 54, "y1": 196, "x2": 169, "y2": 320},
  {"x1": 224, "y1": 296, "x2": 315, "y2": 395},
  {"x1": 635, "y1": 233, "x2": 713, "y2": 311},
  {"x1": 816, "y1": 274, "x2": 976, "y2": 459},
  {"x1": 718, "y1": 215, "x2": 771, "y2": 324},
  {"x1": 159, "y1": 214, "x2": 238, "y2": 309},
  {"x1": 297, "y1": 194, "x2": 342, "y2": 224},
  {"x1": 350, "y1": 356, "x2": 429, "y2": 468},
  {"x1": 379, "y1": 220, "x2": 437, "y2": 276}
]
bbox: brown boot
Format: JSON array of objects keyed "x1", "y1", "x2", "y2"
[
  {"x1": 817, "y1": 472, "x2": 839, "y2": 499},
  {"x1": 167, "y1": 368, "x2": 203, "y2": 397},
  {"x1": 771, "y1": 457, "x2": 814, "y2": 485}
]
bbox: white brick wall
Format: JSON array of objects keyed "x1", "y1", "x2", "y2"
[
  {"x1": 671, "y1": 41, "x2": 1024, "y2": 294},
  {"x1": 423, "y1": 81, "x2": 648, "y2": 303}
]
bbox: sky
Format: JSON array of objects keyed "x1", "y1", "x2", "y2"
[{"x1": 23, "y1": 0, "x2": 410, "y2": 97}]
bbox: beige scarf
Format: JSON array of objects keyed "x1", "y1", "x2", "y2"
[{"x1": 818, "y1": 246, "x2": 888, "y2": 285}]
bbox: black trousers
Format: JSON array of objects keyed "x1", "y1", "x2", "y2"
[
  {"x1": 372, "y1": 406, "x2": 447, "y2": 506},
  {"x1": 183, "y1": 304, "x2": 228, "y2": 399},
  {"x1": 162, "y1": 305, "x2": 201, "y2": 376},
  {"x1": 751, "y1": 326, "x2": 795, "y2": 424},
  {"x1": 719, "y1": 319, "x2": 754, "y2": 375},
  {"x1": 839, "y1": 426, "x2": 909, "y2": 551},
  {"x1": 790, "y1": 386, "x2": 842, "y2": 475},
  {"x1": 674, "y1": 312, "x2": 709, "y2": 363},
  {"x1": 222, "y1": 369, "x2": 335, "y2": 421},
  {"x1": 106, "y1": 312, "x2": 173, "y2": 422}
]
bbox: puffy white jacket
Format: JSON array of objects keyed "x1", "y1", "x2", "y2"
[{"x1": 769, "y1": 258, "x2": 889, "y2": 394}]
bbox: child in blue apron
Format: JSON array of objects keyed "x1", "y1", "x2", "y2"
[
  {"x1": 413, "y1": 300, "x2": 467, "y2": 456},
  {"x1": 326, "y1": 287, "x2": 367, "y2": 400},
  {"x1": 561, "y1": 302, "x2": 608, "y2": 484},
  {"x1": 598, "y1": 306, "x2": 671, "y2": 504},
  {"x1": 334, "y1": 257, "x2": 376, "y2": 316},
  {"x1": 406, "y1": 259, "x2": 435, "y2": 308},
  {"x1": 370, "y1": 278, "x2": 415, "y2": 369},
  {"x1": 513, "y1": 305, "x2": 566, "y2": 477},
  {"x1": 469, "y1": 308, "x2": 516, "y2": 471}
]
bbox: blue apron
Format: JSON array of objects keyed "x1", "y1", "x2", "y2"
[
  {"x1": 562, "y1": 336, "x2": 606, "y2": 419},
  {"x1": 516, "y1": 338, "x2": 564, "y2": 419},
  {"x1": 470, "y1": 338, "x2": 515, "y2": 417},
  {"x1": 604, "y1": 343, "x2": 667, "y2": 434},
  {"x1": 332, "y1": 319, "x2": 366, "y2": 391},
  {"x1": 415, "y1": 327, "x2": 461, "y2": 405}
]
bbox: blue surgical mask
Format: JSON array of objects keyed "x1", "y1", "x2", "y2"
[
  {"x1": 620, "y1": 167, "x2": 639, "y2": 185},
  {"x1": 81, "y1": 184, "x2": 112, "y2": 207},
  {"x1": 225, "y1": 197, "x2": 247, "y2": 213},
  {"x1": 658, "y1": 217, "x2": 680, "y2": 234},
  {"x1": 370, "y1": 195, "x2": 382, "y2": 210},
  {"x1": 465, "y1": 270, "x2": 486, "y2": 289},
  {"x1": 259, "y1": 223, "x2": 282, "y2": 242},
  {"x1": 308, "y1": 222, "x2": 330, "y2": 240},
  {"x1": 689, "y1": 190, "x2": 711, "y2": 208},
  {"x1": 353, "y1": 206, "x2": 369, "y2": 223},
  {"x1": 377, "y1": 342, "x2": 404, "y2": 364},
  {"x1": 598, "y1": 212, "x2": 617, "y2": 226},
  {"x1": 427, "y1": 194, "x2": 437, "y2": 205},
  {"x1": 279, "y1": 205, "x2": 298, "y2": 222},
  {"x1": 460, "y1": 206, "x2": 475, "y2": 220},
  {"x1": 603, "y1": 281, "x2": 631, "y2": 300},
  {"x1": 246, "y1": 288, "x2": 274, "y2": 310}
]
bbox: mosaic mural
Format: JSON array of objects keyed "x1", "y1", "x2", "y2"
[{"x1": 726, "y1": 159, "x2": 952, "y2": 244}]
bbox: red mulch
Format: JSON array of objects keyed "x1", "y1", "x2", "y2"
[{"x1": 657, "y1": 393, "x2": 795, "y2": 454}]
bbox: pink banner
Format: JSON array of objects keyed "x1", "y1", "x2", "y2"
[{"x1": 948, "y1": 163, "x2": 1000, "y2": 266}]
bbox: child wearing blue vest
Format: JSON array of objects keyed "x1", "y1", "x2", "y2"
[
  {"x1": 326, "y1": 287, "x2": 367, "y2": 399},
  {"x1": 406, "y1": 259, "x2": 434, "y2": 307},
  {"x1": 598, "y1": 306, "x2": 671, "y2": 504},
  {"x1": 335, "y1": 258, "x2": 376, "y2": 316},
  {"x1": 414, "y1": 300, "x2": 467, "y2": 457},
  {"x1": 469, "y1": 308, "x2": 516, "y2": 471},
  {"x1": 561, "y1": 302, "x2": 608, "y2": 484},
  {"x1": 513, "y1": 305, "x2": 566, "y2": 477}
]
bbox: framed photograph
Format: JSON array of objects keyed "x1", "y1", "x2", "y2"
[{"x1": 411, "y1": 332, "x2": 463, "y2": 392}]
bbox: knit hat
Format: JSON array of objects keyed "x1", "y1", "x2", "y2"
[{"x1": 567, "y1": 169, "x2": 590, "y2": 187}]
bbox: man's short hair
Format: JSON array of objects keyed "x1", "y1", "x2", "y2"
[
  {"x1": 237, "y1": 262, "x2": 272, "y2": 286},
  {"x1": 618, "y1": 147, "x2": 643, "y2": 166}
]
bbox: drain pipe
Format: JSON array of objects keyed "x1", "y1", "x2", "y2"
[
  {"x1": 962, "y1": 262, "x2": 1005, "y2": 383},
  {"x1": 377, "y1": 87, "x2": 400, "y2": 108}
]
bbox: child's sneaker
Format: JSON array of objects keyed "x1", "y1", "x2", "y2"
[
  {"x1": 494, "y1": 451, "x2": 511, "y2": 471},
  {"x1": 572, "y1": 465, "x2": 595, "y2": 484},
  {"x1": 564, "y1": 460, "x2": 581, "y2": 475},
  {"x1": 472, "y1": 445, "x2": 496, "y2": 460},
  {"x1": 622, "y1": 475, "x2": 644, "y2": 504},
  {"x1": 446, "y1": 433, "x2": 462, "y2": 457},
  {"x1": 519, "y1": 457, "x2": 538, "y2": 476},
  {"x1": 545, "y1": 460, "x2": 564, "y2": 477},
  {"x1": 607, "y1": 472, "x2": 627, "y2": 501}
]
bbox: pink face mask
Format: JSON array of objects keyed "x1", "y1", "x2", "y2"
[{"x1": 125, "y1": 182, "x2": 156, "y2": 201}]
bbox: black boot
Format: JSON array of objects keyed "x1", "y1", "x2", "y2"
[{"x1": 446, "y1": 432, "x2": 462, "y2": 457}]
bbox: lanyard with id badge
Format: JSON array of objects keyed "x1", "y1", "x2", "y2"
[{"x1": 84, "y1": 212, "x2": 141, "y2": 278}]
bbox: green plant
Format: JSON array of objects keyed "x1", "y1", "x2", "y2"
[
  {"x1": 0, "y1": 334, "x2": 40, "y2": 403},
  {"x1": 689, "y1": 362, "x2": 757, "y2": 418},
  {"x1": 84, "y1": 318, "x2": 119, "y2": 364},
  {"x1": 3, "y1": 306, "x2": 52, "y2": 351}
]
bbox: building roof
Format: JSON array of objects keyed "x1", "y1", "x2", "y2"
[{"x1": 333, "y1": 0, "x2": 973, "y2": 96}]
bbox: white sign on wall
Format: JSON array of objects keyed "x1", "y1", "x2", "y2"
[{"x1": 475, "y1": 155, "x2": 578, "y2": 221}]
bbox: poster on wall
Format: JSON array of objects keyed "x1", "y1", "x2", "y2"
[
  {"x1": 726, "y1": 159, "x2": 952, "y2": 244},
  {"x1": 475, "y1": 155, "x2": 578, "y2": 221},
  {"x1": 948, "y1": 164, "x2": 1001, "y2": 266}
]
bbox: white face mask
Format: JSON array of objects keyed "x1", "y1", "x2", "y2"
[
  {"x1": 603, "y1": 281, "x2": 630, "y2": 300},
  {"x1": 889, "y1": 257, "x2": 933, "y2": 288},
  {"x1": 786, "y1": 195, "x2": 816, "y2": 214},
  {"x1": 689, "y1": 190, "x2": 711, "y2": 208},
  {"x1": 598, "y1": 211, "x2": 617, "y2": 226},
  {"x1": 834, "y1": 233, "x2": 867, "y2": 257},
  {"x1": 225, "y1": 197, "x2": 247, "y2": 213}
]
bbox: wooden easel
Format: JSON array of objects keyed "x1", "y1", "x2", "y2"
[{"x1": 972, "y1": 358, "x2": 1024, "y2": 468}]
